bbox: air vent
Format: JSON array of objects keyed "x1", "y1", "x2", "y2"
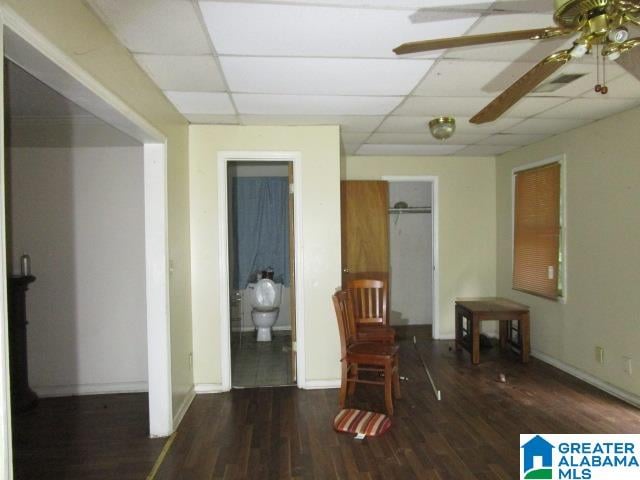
[{"x1": 533, "y1": 73, "x2": 587, "y2": 93}]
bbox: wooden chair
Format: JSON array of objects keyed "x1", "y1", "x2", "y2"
[
  {"x1": 332, "y1": 290, "x2": 401, "y2": 415},
  {"x1": 346, "y1": 278, "x2": 395, "y2": 344}
]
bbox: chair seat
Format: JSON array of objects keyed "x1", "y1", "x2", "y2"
[
  {"x1": 356, "y1": 325, "x2": 395, "y2": 343},
  {"x1": 347, "y1": 342, "x2": 399, "y2": 357}
]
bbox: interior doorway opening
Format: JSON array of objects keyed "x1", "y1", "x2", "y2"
[
  {"x1": 226, "y1": 161, "x2": 296, "y2": 388},
  {"x1": 384, "y1": 176, "x2": 439, "y2": 338}
]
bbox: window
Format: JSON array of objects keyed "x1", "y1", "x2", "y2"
[{"x1": 513, "y1": 161, "x2": 563, "y2": 300}]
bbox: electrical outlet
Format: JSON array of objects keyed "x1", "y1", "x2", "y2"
[
  {"x1": 595, "y1": 346, "x2": 605, "y2": 365},
  {"x1": 623, "y1": 356, "x2": 632, "y2": 376}
]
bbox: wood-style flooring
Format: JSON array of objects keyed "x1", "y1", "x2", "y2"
[{"x1": 13, "y1": 326, "x2": 640, "y2": 479}]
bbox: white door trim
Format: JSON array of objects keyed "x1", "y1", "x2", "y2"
[
  {"x1": 382, "y1": 176, "x2": 440, "y2": 339},
  {"x1": 0, "y1": 9, "x2": 174, "y2": 468},
  {"x1": 217, "y1": 151, "x2": 306, "y2": 390}
]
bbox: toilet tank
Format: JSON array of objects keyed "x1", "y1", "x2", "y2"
[{"x1": 249, "y1": 279, "x2": 282, "y2": 310}]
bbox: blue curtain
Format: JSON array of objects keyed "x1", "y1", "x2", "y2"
[{"x1": 231, "y1": 177, "x2": 290, "y2": 289}]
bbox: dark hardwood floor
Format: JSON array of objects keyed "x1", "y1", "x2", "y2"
[
  {"x1": 12, "y1": 393, "x2": 165, "y2": 480},
  {"x1": 12, "y1": 326, "x2": 640, "y2": 479}
]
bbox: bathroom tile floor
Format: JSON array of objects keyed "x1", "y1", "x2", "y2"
[{"x1": 231, "y1": 330, "x2": 293, "y2": 387}]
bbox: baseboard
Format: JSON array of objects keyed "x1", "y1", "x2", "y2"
[
  {"x1": 303, "y1": 379, "x2": 340, "y2": 389},
  {"x1": 33, "y1": 381, "x2": 148, "y2": 398},
  {"x1": 532, "y1": 350, "x2": 640, "y2": 409},
  {"x1": 194, "y1": 383, "x2": 228, "y2": 394},
  {"x1": 172, "y1": 386, "x2": 195, "y2": 430}
]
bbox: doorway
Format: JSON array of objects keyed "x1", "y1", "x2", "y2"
[
  {"x1": 227, "y1": 161, "x2": 295, "y2": 387},
  {"x1": 0, "y1": 21, "x2": 172, "y2": 466},
  {"x1": 217, "y1": 152, "x2": 304, "y2": 391},
  {"x1": 384, "y1": 177, "x2": 439, "y2": 338}
]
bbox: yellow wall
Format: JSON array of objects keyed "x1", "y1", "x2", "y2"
[
  {"x1": 496, "y1": 106, "x2": 640, "y2": 399},
  {"x1": 2, "y1": 0, "x2": 194, "y2": 416},
  {"x1": 345, "y1": 155, "x2": 497, "y2": 337},
  {"x1": 189, "y1": 125, "x2": 342, "y2": 385}
]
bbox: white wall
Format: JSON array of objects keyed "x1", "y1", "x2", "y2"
[
  {"x1": 8, "y1": 146, "x2": 147, "y2": 396},
  {"x1": 388, "y1": 182, "x2": 432, "y2": 325}
]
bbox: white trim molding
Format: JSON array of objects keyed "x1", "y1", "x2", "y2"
[
  {"x1": 382, "y1": 176, "x2": 440, "y2": 338},
  {"x1": 303, "y1": 379, "x2": 341, "y2": 390},
  {"x1": 217, "y1": 151, "x2": 306, "y2": 390},
  {"x1": 532, "y1": 350, "x2": 640, "y2": 409},
  {"x1": 194, "y1": 383, "x2": 227, "y2": 394},
  {"x1": 172, "y1": 386, "x2": 196, "y2": 429},
  {"x1": 144, "y1": 143, "x2": 174, "y2": 437}
]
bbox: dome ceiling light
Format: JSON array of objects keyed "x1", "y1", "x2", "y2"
[{"x1": 428, "y1": 116, "x2": 456, "y2": 141}]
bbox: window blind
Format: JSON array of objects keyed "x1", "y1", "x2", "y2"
[{"x1": 513, "y1": 162, "x2": 561, "y2": 299}]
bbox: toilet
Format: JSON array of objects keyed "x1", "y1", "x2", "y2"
[{"x1": 248, "y1": 278, "x2": 282, "y2": 342}]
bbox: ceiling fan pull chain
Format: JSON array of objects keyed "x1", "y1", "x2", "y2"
[
  {"x1": 595, "y1": 44, "x2": 602, "y2": 92},
  {"x1": 602, "y1": 55, "x2": 608, "y2": 94}
]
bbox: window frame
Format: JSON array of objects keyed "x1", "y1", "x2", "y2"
[{"x1": 511, "y1": 155, "x2": 567, "y2": 303}]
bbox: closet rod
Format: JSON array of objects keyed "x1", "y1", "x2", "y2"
[{"x1": 388, "y1": 207, "x2": 432, "y2": 214}]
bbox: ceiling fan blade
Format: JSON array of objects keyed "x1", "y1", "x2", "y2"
[
  {"x1": 615, "y1": 38, "x2": 640, "y2": 81},
  {"x1": 470, "y1": 50, "x2": 572, "y2": 124},
  {"x1": 393, "y1": 27, "x2": 571, "y2": 55}
]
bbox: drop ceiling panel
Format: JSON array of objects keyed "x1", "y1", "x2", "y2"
[
  {"x1": 457, "y1": 144, "x2": 515, "y2": 156},
  {"x1": 342, "y1": 133, "x2": 371, "y2": 145},
  {"x1": 87, "y1": 0, "x2": 211, "y2": 54},
  {"x1": 530, "y1": 61, "x2": 627, "y2": 97},
  {"x1": 580, "y1": 74, "x2": 640, "y2": 99},
  {"x1": 199, "y1": 2, "x2": 479, "y2": 58},
  {"x1": 477, "y1": 133, "x2": 547, "y2": 145},
  {"x1": 233, "y1": 94, "x2": 402, "y2": 115},
  {"x1": 505, "y1": 117, "x2": 590, "y2": 134},
  {"x1": 393, "y1": 96, "x2": 491, "y2": 116},
  {"x1": 537, "y1": 97, "x2": 640, "y2": 119},
  {"x1": 504, "y1": 96, "x2": 569, "y2": 117},
  {"x1": 367, "y1": 132, "x2": 488, "y2": 145},
  {"x1": 357, "y1": 143, "x2": 465, "y2": 155},
  {"x1": 241, "y1": 0, "x2": 494, "y2": 8},
  {"x1": 164, "y1": 91, "x2": 235, "y2": 114},
  {"x1": 378, "y1": 115, "x2": 520, "y2": 133},
  {"x1": 239, "y1": 115, "x2": 384, "y2": 132},
  {"x1": 220, "y1": 57, "x2": 433, "y2": 96},
  {"x1": 134, "y1": 55, "x2": 226, "y2": 92},
  {"x1": 414, "y1": 59, "x2": 536, "y2": 97}
]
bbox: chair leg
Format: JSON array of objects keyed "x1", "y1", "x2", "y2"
[
  {"x1": 393, "y1": 356, "x2": 401, "y2": 399},
  {"x1": 339, "y1": 360, "x2": 348, "y2": 408},
  {"x1": 348, "y1": 363, "x2": 358, "y2": 396},
  {"x1": 384, "y1": 361, "x2": 393, "y2": 416}
]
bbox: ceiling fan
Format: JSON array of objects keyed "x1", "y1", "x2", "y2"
[{"x1": 394, "y1": 0, "x2": 640, "y2": 124}]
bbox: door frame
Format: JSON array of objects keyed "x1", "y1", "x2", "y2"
[
  {"x1": 217, "y1": 151, "x2": 305, "y2": 390},
  {"x1": 0, "y1": 10, "x2": 173, "y2": 478},
  {"x1": 382, "y1": 176, "x2": 440, "y2": 338}
]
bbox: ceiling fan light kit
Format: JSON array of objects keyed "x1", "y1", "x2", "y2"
[
  {"x1": 428, "y1": 117, "x2": 456, "y2": 140},
  {"x1": 394, "y1": 0, "x2": 640, "y2": 124}
]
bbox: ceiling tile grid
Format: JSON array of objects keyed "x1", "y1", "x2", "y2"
[{"x1": 86, "y1": 0, "x2": 640, "y2": 156}]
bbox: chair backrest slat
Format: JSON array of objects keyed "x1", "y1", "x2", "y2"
[
  {"x1": 332, "y1": 289, "x2": 357, "y2": 357},
  {"x1": 346, "y1": 278, "x2": 387, "y2": 326}
]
